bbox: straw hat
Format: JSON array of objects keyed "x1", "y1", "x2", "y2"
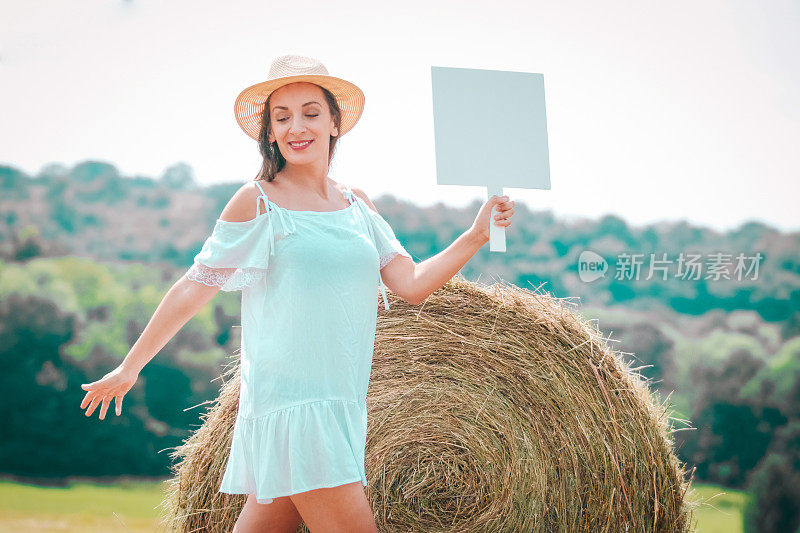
[{"x1": 234, "y1": 55, "x2": 365, "y2": 142}]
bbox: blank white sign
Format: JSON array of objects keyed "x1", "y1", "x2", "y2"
[
  {"x1": 431, "y1": 65, "x2": 551, "y2": 252},
  {"x1": 431, "y1": 65, "x2": 551, "y2": 190}
]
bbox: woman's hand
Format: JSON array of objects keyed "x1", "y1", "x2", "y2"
[
  {"x1": 80, "y1": 365, "x2": 139, "y2": 420},
  {"x1": 469, "y1": 194, "x2": 515, "y2": 244}
]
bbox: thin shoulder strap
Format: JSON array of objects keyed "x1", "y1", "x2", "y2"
[
  {"x1": 254, "y1": 180, "x2": 269, "y2": 216},
  {"x1": 342, "y1": 185, "x2": 356, "y2": 206},
  {"x1": 254, "y1": 180, "x2": 297, "y2": 237}
]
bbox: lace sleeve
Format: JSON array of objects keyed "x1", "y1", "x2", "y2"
[
  {"x1": 185, "y1": 215, "x2": 273, "y2": 292},
  {"x1": 185, "y1": 263, "x2": 269, "y2": 292},
  {"x1": 186, "y1": 263, "x2": 235, "y2": 287},
  {"x1": 379, "y1": 252, "x2": 402, "y2": 269}
]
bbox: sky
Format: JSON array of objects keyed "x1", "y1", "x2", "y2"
[{"x1": 2, "y1": 0, "x2": 798, "y2": 233}]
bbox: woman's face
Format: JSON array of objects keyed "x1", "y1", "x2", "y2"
[{"x1": 267, "y1": 82, "x2": 338, "y2": 163}]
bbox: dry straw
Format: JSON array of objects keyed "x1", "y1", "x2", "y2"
[{"x1": 158, "y1": 274, "x2": 698, "y2": 532}]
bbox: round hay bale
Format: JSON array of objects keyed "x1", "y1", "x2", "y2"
[{"x1": 158, "y1": 275, "x2": 697, "y2": 532}]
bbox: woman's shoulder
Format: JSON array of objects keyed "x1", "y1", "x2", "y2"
[
  {"x1": 348, "y1": 185, "x2": 379, "y2": 214},
  {"x1": 217, "y1": 181, "x2": 266, "y2": 223}
]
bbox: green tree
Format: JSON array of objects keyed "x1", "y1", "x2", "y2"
[
  {"x1": 159, "y1": 162, "x2": 197, "y2": 191},
  {"x1": 743, "y1": 453, "x2": 800, "y2": 533}
]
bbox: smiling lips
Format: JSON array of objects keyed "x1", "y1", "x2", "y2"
[{"x1": 288, "y1": 140, "x2": 313, "y2": 150}]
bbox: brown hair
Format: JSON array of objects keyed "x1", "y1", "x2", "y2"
[{"x1": 254, "y1": 84, "x2": 342, "y2": 182}]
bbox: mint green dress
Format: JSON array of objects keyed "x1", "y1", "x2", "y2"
[{"x1": 184, "y1": 180, "x2": 412, "y2": 504}]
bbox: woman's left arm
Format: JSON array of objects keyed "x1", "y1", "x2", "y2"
[{"x1": 352, "y1": 188, "x2": 515, "y2": 306}]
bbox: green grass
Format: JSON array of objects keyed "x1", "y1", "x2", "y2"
[
  {"x1": 0, "y1": 478, "x2": 749, "y2": 532},
  {"x1": 0, "y1": 478, "x2": 171, "y2": 532},
  {"x1": 688, "y1": 483, "x2": 749, "y2": 533}
]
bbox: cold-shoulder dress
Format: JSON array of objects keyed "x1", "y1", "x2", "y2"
[{"x1": 184, "y1": 180, "x2": 412, "y2": 504}]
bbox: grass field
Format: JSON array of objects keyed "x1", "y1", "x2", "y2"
[
  {"x1": 688, "y1": 484, "x2": 749, "y2": 533},
  {"x1": 0, "y1": 478, "x2": 746, "y2": 532},
  {"x1": 0, "y1": 478, "x2": 172, "y2": 532}
]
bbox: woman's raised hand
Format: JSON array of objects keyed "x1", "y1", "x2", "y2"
[
  {"x1": 80, "y1": 365, "x2": 139, "y2": 420},
  {"x1": 470, "y1": 194, "x2": 515, "y2": 243}
]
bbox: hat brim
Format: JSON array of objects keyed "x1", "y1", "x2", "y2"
[{"x1": 234, "y1": 74, "x2": 365, "y2": 142}]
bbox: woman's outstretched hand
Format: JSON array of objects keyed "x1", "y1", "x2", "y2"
[
  {"x1": 470, "y1": 194, "x2": 515, "y2": 243},
  {"x1": 80, "y1": 365, "x2": 139, "y2": 420}
]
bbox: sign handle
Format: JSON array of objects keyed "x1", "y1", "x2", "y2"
[{"x1": 488, "y1": 184, "x2": 506, "y2": 253}]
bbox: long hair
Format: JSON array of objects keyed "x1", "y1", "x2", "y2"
[{"x1": 254, "y1": 85, "x2": 342, "y2": 182}]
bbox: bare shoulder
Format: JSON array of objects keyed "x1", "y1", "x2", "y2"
[
  {"x1": 349, "y1": 186, "x2": 379, "y2": 213},
  {"x1": 218, "y1": 181, "x2": 265, "y2": 223}
]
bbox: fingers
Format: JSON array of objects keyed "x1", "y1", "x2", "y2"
[
  {"x1": 491, "y1": 196, "x2": 514, "y2": 211},
  {"x1": 84, "y1": 395, "x2": 102, "y2": 417},
  {"x1": 80, "y1": 372, "x2": 128, "y2": 419},
  {"x1": 492, "y1": 197, "x2": 514, "y2": 227},
  {"x1": 99, "y1": 397, "x2": 111, "y2": 420},
  {"x1": 81, "y1": 394, "x2": 123, "y2": 419},
  {"x1": 80, "y1": 390, "x2": 93, "y2": 410},
  {"x1": 494, "y1": 205, "x2": 515, "y2": 220},
  {"x1": 494, "y1": 205, "x2": 515, "y2": 217},
  {"x1": 81, "y1": 386, "x2": 123, "y2": 419}
]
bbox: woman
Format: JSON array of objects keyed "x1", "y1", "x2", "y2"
[{"x1": 79, "y1": 55, "x2": 515, "y2": 533}]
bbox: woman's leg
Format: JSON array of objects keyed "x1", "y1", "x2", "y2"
[
  {"x1": 232, "y1": 493, "x2": 304, "y2": 533},
  {"x1": 289, "y1": 480, "x2": 378, "y2": 533}
]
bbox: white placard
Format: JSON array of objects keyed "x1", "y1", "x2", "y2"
[{"x1": 431, "y1": 65, "x2": 551, "y2": 252}]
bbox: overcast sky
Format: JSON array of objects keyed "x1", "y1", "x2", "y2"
[{"x1": 2, "y1": 0, "x2": 798, "y2": 233}]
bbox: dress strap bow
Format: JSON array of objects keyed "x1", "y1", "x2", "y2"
[{"x1": 254, "y1": 181, "x2": 296, "y2": 258}]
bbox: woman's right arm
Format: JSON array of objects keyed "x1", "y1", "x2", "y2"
[
  {"x1": 79, "y1": 183, "x2": 261, "y2": 420},
  {"x1": 79, "y1": 269, "x2": 223, "y2": 420},
  {"x1": 113, "y1": 182, "x2": 260, "y2": 379},
  {"x1": 122, "y1": 275, "x2": 222, "y2": 375}
]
